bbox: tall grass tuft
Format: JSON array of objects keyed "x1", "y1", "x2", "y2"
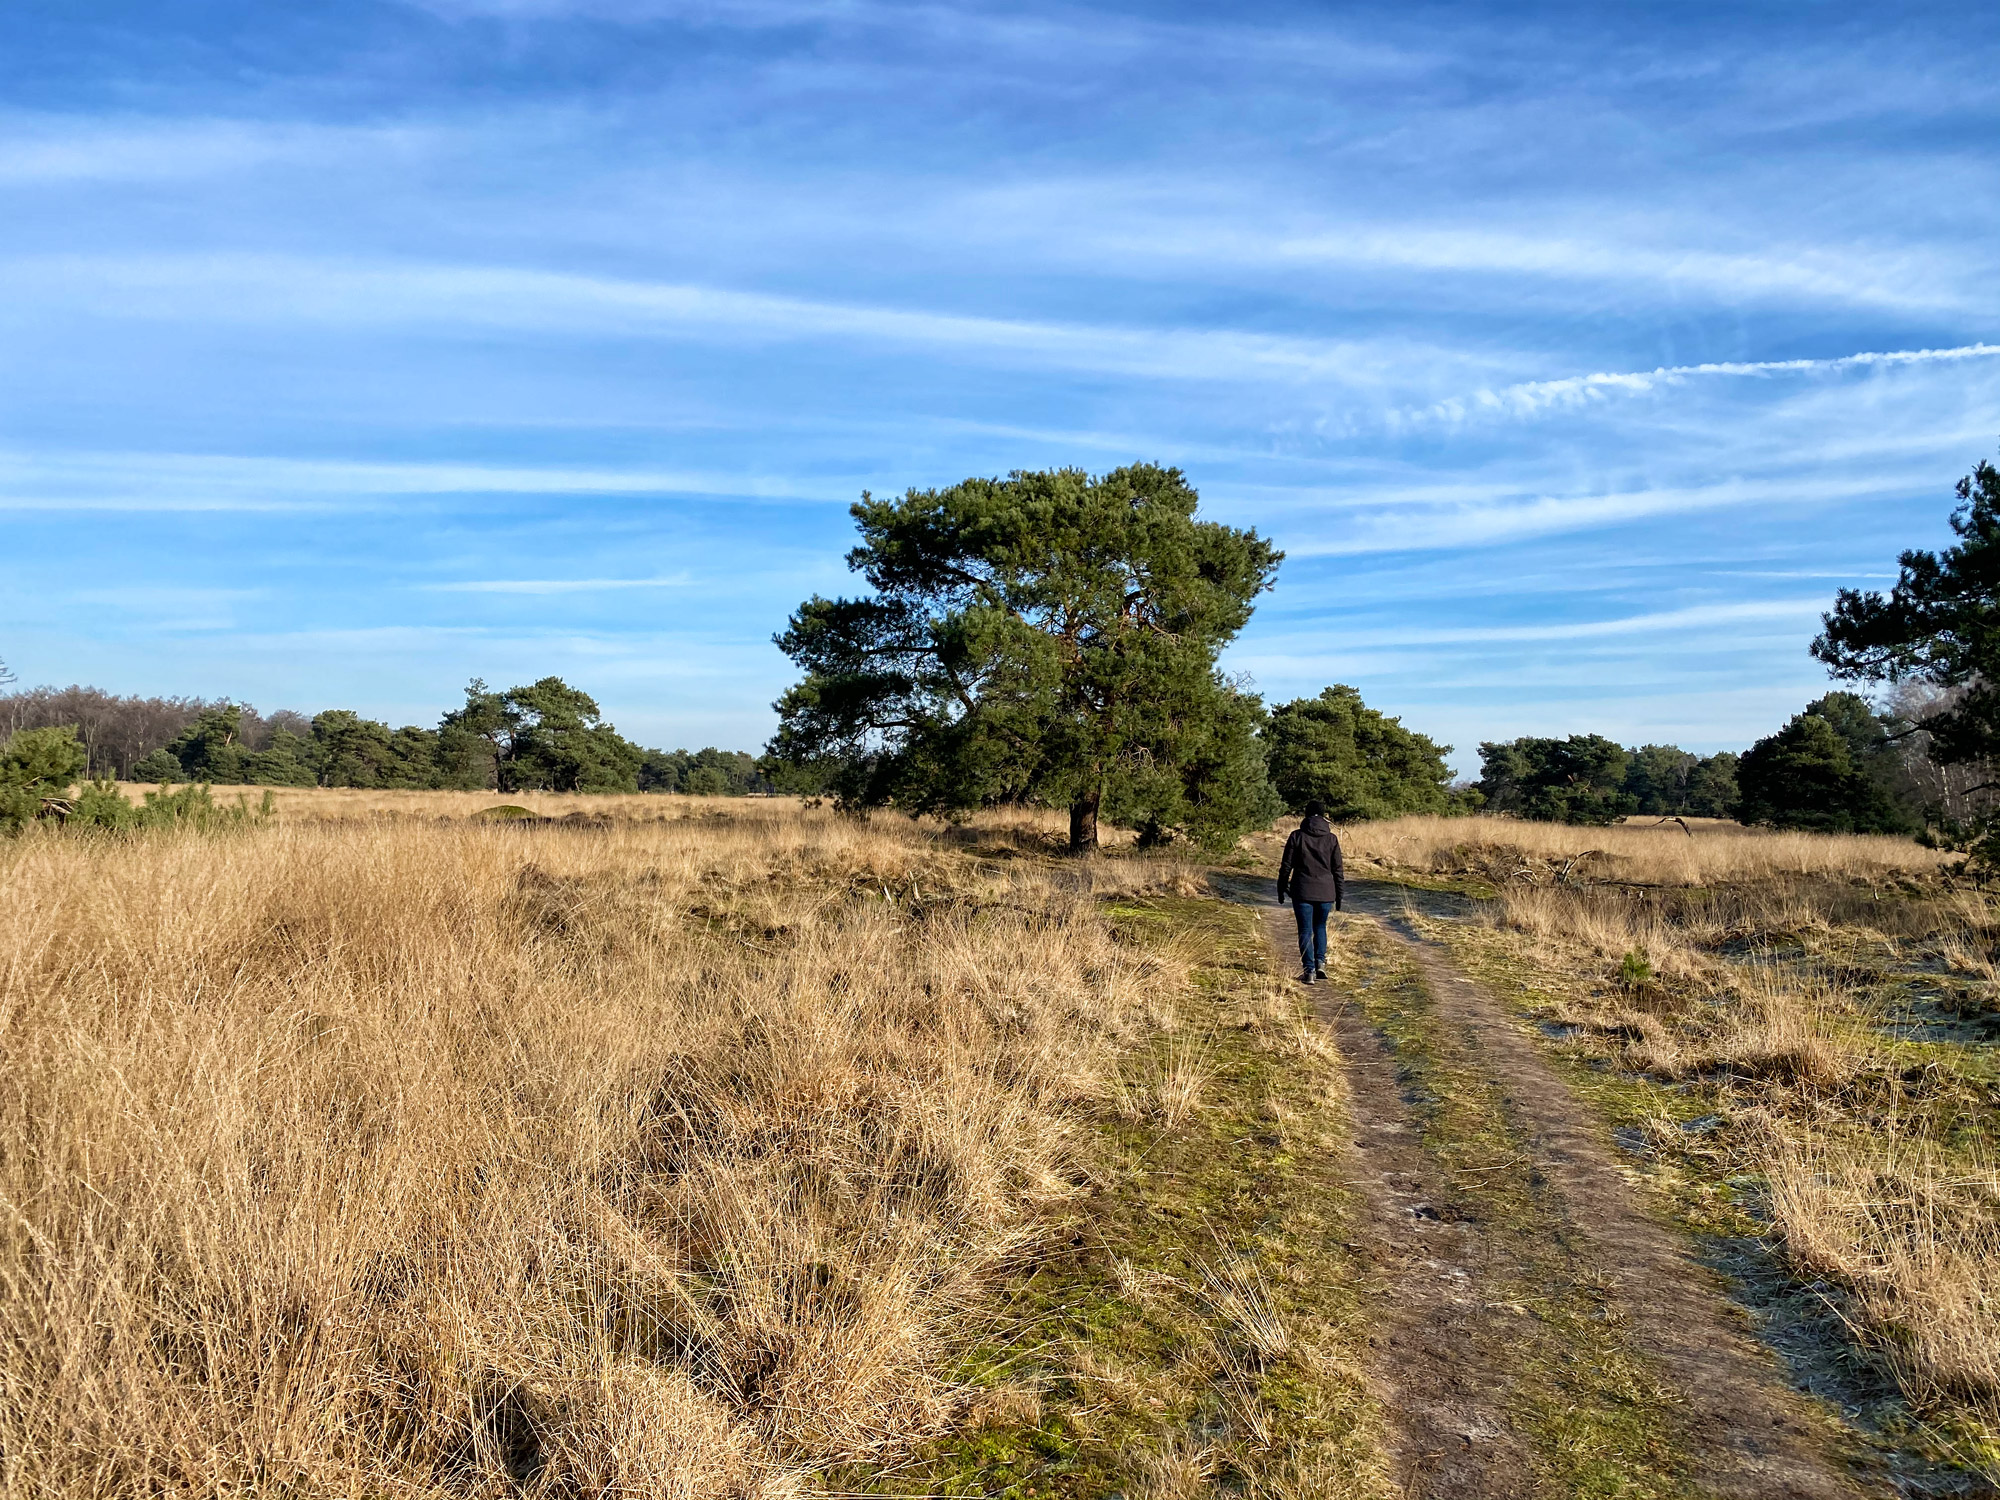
[{"x1": 0, "y1": 807, "x2": 1192, "y2": 1495}]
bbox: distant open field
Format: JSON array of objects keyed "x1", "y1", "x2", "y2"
[
  {"x1": 1340, "y1": 811, "x2": 1949, "y2": 886},
  {"x1": 98, "y1": 782, "x2": 1158, "y2": 844}
]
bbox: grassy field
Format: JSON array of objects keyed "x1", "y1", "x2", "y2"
[
  {"x1": 1336, "y1": 815, "x2": 2000, "y2": 1477},
  {"x1": 10, "y1": 796, "x2": 1997, "y2": 1494},
  {"x1": 93, "y1": 783, "x2": 1159, "y2": 838},
  {"x1": 0, "y1": 793, "x2": 1381, "y2": 1498}
]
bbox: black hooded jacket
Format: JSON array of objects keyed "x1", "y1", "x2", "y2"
[{"x1": 1277, "y1": 814, "x2": 1344, "y2": 907}]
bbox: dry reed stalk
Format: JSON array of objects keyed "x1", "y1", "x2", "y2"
[
  {"x1": 1127, "y1": 1435, "x2": 1218, "y2": 1499},
  {"x1": 0, "y1": 808, "x2": 1193, "y2": 1496},
  {"x1": 1194, "y1": 1250, "x2": 1290, "y2": 1367},
  {"x1": 1491, "y1": 884, "x2": 1710, "y2": 981},
  {"x1": 1150, "y1": 1035, "x2": 1216, "y2": 1127}
]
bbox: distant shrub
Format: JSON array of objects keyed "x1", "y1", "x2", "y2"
[
  {"x1": 68, "y1": 779, "x2": 137, "y2": 828},
  {"x1": 130, "y1": 748, "x2": 183, "y2": 782},
  {"x1": 65, "y1": 781, "x2": 274, "y2": 833}
]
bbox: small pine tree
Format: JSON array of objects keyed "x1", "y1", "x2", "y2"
[
  {"x1": 1736, "y1": 701, "x2": 1913, "y2": 833},
  {"x1": 0, "y1": 726, "x2": 89, "y2": 831},
  {"x1": 132, "y1": 748, "x2": 183, "y2": 783}
]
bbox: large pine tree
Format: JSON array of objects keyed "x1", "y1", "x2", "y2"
[{"x1": 767, "y1": 465, "x2": 1282, "y2": 851}]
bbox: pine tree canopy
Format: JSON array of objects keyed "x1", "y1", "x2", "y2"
[
  {"x1": 767, "y1": 464, "x2": 1283, "y2": 852},
  {"x1": 1263, "y1": 685, "x2": 1455, "y2": 820},
  {"x1": 1813, "y1": 451, "x2": 2000, "y2": 765}
]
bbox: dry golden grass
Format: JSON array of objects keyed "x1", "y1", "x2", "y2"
[
  {"x1": 1341, "y1": 813, "x2": 1946, "y2": 888},
  {"x1": 1355, "y1": 814, "x2": 1999, "y2": 1461},
  {"x1": 0, "y1": 802, "x2": 1201, "y2": 1496},
  {"x1": 1768, "y1": 1137, "x2": 2000, "y2": 1431},
  {"x1": 101, "y1": 784, "x2": 1154, "y2": 848}
]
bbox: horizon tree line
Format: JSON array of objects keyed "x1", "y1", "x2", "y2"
[
  {"x1": 8, "y1": 662, "x2": 1934, "y2": 834},
  {"x1": 0, "y1": 674, "x2": 769, "y2": 796},
  {"x1": 10, "y1": 445, "x2": 1996, "y2": 843}
]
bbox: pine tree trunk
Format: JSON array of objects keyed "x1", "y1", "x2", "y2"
[{"x1": 1068, "y1": 792, "x2": 1100, "y2": 854}]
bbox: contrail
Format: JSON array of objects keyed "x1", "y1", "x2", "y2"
[{"x1": 1401, "y1": 341, "x2": 2000, "y2": 426}]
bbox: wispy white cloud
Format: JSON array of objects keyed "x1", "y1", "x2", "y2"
[
  {"x1": 1709, "y1": 569, "x2": 1897, "y2": 580},
  {"x1": 0, "y1": 116, "x2": 429, "y2": 185},
  {"x1": 48, "y1": 584, "x2": 266, "y2": 633},
  {"x1": 1265, "y1": 228, "x2": 1963, "y2": 313},
  {"x1": 1246, "y1": 468, "x2": 1910, "y2": 557},
  {"x1": 1422, "y1": 597, "x2": 1824, "y2": 645},
  {"x1": 1169, "y1": 223, "x2": 1957, "y2": 314},
  {"x1": 399, "y1": 0, "x2": 1429, "y2": 76},
  {"x1": 8, "y1": 0, "x2": 1994, "y2": 761},
  {"x1": 1245, "y1": 598, "x2": 1822, "y2": 653},
  {"x1": 1393, "y1": 343, "x2": 2000, "y2": 431},
  {"x1": 3, "y1": 254, "x2": 1485, "y2": 389},
  {"x1": 0, "y1": 449, "x2": 849, "y2": 509},
  {"x1": 919, "y1": 171, "x2": 1986, "y2": 313},
  {"x1": 424, "y1": 575, "x2": 690, "y2": 592}
]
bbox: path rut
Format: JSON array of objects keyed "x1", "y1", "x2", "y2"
[{"x1": 1214, "y1": 872, "x2": 1886, "y2": 1500}]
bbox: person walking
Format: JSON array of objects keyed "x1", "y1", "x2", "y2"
[{"x1": 1276, "y1": 801, "x2": 1343, "y2": 983}]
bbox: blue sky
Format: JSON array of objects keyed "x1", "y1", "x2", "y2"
[{"x1": 4, "y1": 1, "x2": 1998, "y2": 770}]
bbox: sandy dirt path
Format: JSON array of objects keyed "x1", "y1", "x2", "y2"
[{"x1": 1213, "y1": 872, "x2": 1885, "y2": 1500}]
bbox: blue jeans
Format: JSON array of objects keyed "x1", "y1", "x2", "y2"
[{"x1": 1292, "y1": 900, "x2": 1332, "y2": 973}]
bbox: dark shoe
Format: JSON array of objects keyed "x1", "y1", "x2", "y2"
[
  {"x1": 1300, "y1": 968, "x2": 1316, "y2": 985},
  {"x1": 1314, "y1": 964, "x2": 1327, "y2": 981}
]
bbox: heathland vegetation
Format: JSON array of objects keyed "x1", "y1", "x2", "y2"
[
  {"x1": 1335, "y1": 814, "x2": 1999, "y2": 1479},
  {"x1": 4, "y1": 455, "x2": 2000, "y2": 1493},
  {"x1": 0, "y1": 797, "x2": 1392, "y2": 1497},
  {"x1": 4, "y1": 791, "x2": 1995, "y2": 1492}
]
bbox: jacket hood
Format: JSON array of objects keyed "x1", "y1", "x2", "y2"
[{"x1": 1302, "y1": 813, "x2": 1333, "y2": 835}]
